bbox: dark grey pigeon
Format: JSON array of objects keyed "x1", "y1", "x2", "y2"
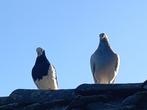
[
  {"x1": 90, "y1": 33, "x2": 120, "y2": 84},
  {"x1": 32, "y1": 47, "x2": 58, "y2": 90}
]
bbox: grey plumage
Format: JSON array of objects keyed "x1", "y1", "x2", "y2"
[
  {"x1": 32, "y1": 47, "x2": 58, "y2": 90},
  {"x1": 90, "y1": 33, "x2": 120, "y2": 84}
]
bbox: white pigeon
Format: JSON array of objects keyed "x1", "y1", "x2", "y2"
[
  {"x1": 90, "y1": 33, "x2": 120, "y2": 84},
  {"x1": 32, "y1": 47, "x2": 58, "y2": 90}
]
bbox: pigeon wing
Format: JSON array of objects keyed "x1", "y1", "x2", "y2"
[
  {"x1": 111, "y1": 54, "x2": 120, "y2": 83},
  {"x1": 114, "y1": 54, "x2": 120, "y2": 73},
  {"x1": 51, "y1": 64, "x2": 59, "y2": 88},
  {"x1": 90, "y1": 55, "x2": 97, "y2": 83}
]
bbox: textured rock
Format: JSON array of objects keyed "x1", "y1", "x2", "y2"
[{"x1": 0, "y1": 81, "x2": 147, "y2": 110}]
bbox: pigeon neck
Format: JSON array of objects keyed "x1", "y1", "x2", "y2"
[
  {"x1": 36, "y1": 54, "x2": 50, "y2": 64},
  {"x1": 98, "y1": 39, "x2": 111, "y2": 51}
]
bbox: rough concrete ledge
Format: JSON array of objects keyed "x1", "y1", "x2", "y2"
[{"x1": 0, "y1": 80, "x2": 147, "y2": 110}]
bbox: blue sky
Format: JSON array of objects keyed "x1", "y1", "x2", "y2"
[{"x1": 0, "y1": 0, "x2": 147, "y2": 96}]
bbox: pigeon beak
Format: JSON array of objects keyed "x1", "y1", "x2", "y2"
[{"x1": 37, "y1": 51, "x2": 42, "y2": 56}]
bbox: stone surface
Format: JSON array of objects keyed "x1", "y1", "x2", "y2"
[{"x1": 0, "y1": 81, "x2": 147, "y2": 110}]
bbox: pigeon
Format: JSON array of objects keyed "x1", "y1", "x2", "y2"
[
  {"x1": 90, "y1": 33, "x2": 120, "y2": 84},
  {"x1": 32, "y1": 47, "x2": 58, "y2": 90}
]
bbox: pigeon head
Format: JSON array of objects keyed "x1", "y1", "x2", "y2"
[
  {"x1": 99, "y1": 33, "x2": 108, "y2": 41},
  {"x1": 98, "y1": 33, "x2": 110, "y2": 48},
  {"x1": 36, "y1": 47, "x2": 45, "y2": 56}
]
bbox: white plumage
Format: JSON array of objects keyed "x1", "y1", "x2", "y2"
[{"x1": 90, "y1": 33, "x2": 120, "y2": 84}]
